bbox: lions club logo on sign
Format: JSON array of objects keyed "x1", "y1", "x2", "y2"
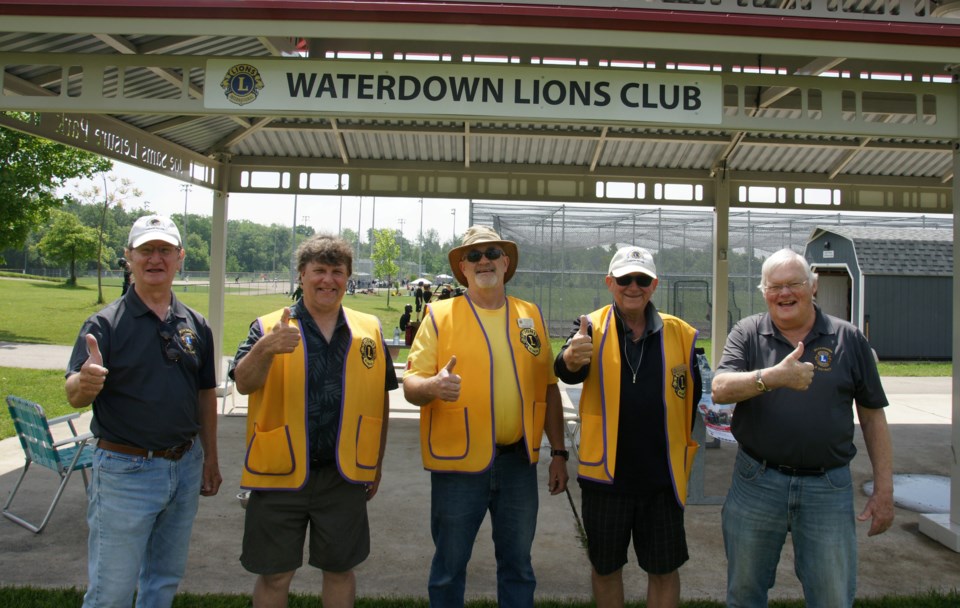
[
  {"x1": 220, "y1": 64, "x2": 264, "y2": 106},
  {"x1": 360, "y1": 338, "x2": 377, "y2": 369}
]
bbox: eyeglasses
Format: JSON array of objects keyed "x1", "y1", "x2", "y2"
[
  {"x1": 157, "y1": 323, "x2": 181, "y2": 362},
  {"x1": 135, "y1": 245, "x2": 180, "y2": 258},
  {"x1": 762, "y1": 281, "x2": 808, "y2": 295},
  {"x1": 463, "y1": 248, "x2": 504, "y2": 263},
  {"x1": 614, "y1": 274, "x2": 654, "y2": 288}
]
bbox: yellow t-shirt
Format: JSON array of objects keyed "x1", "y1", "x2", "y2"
[{"x1": 405, "y1": 303, "x2": 524, "y2": 445}]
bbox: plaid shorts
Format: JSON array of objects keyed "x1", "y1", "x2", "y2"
[{"x1": 581, "y1": 485, "x2": 689, "y2": 576}]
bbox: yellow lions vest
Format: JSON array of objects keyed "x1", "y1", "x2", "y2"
[
  {"x1": 419, "y1": 295, "x2": 551, "y2": 473},
  {"x1": 577, "y1": 305, "x2": 699, "y2": 505},
  {"x1": 241, "y1": 307, "x2": 387, "y2": 491}
]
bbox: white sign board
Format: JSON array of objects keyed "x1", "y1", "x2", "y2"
[{"x1": 205, "y1": 59, "x2": 722, "y2": 124}]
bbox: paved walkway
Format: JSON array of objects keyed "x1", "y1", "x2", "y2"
[{"x1": 0, "y1": 341, "x2": 957, "y2": 601}]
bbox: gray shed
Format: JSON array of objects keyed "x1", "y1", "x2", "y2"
[{"x1": 805, "y1": 225, "x2": 953, "y2": 360}]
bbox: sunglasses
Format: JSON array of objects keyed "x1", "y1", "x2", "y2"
[
  {"x1": 463, "y1": 248, "x2": 504, "y2": 263},
  {"x1": 157, "y1": 322, "x2": 181, "y2": 362},
  {"x1": 614, "y1": 274, "x2": 654, "y2": 288}
]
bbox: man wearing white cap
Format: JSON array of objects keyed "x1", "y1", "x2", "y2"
[
  {"x1": 555, "y1": 246, "x2": 700, "y2": 608},
  {"x1": 404, "y1": 225, "x2": 569, "y2": 607},
  {"x1": 66, "y1": 214, "x2": 222, "y2": 608}
]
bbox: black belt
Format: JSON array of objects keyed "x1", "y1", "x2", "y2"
[
  {"x1": 742, "y1": 446, "x2": 826, "y2": 477},
  {"x1": 495, "y1": 441, "x2": 525, "y2": 457},
  {"x1": 98, "y1": 438, "x2": 194, "y2": 461}
]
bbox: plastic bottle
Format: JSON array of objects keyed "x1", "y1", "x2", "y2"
[{"x1": 393, "y1": 327, "x2": 400, "y2": 345}]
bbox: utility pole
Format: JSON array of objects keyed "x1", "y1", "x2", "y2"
[{"x1": 180, "y1": 183, "x2": 191, "y2": 275}]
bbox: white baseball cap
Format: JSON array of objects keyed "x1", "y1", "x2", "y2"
[
  {"x1": 128, "y1": 215, "x2": 182, "y2": 249},
  {"x1": 608, "y1": 246, "x2": 657, "y2": 279}
]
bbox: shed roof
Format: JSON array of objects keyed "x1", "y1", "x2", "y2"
[{"x1": 809, "y1": 225, "x2": 953, "y2": 276}]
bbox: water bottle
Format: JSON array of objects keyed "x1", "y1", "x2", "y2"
[{"x1": 393, "y1": 327, "x2": 400, "y2": 345}]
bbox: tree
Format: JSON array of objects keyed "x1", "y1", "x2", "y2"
[
  {"x1": 0, "y1": 120, "x2": 111, "y2": 262},
  {"x1": 37, "y1": 211, "x2": 98, "y2": 286},
  {"x1": 73, "y1": 173, "x2": 142, "y2": 304},
  {"x1": 371, "y1": 228, "x2": 400, "y2": 307}
]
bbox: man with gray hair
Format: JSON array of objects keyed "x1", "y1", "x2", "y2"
[
  {"x1": 66, "y1": 214, "x2": 222, "y2": 607},
  {"x1": 555, "y1": 245, "x2": 701, "y2": 608},
  {"x1": 712, "y1": 247, "x2": 893, "y2": 608}
]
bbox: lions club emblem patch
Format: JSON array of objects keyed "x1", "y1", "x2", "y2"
[
  {"x1": 177, "y1": 328, "x2": 198, "y2": 355},
  {"x1": 519, "y1": 328, "x2": 541, "y2": 356},
  {"x1": 813, "y1": 347, "x2": 833, "y2": 371},
  {"x1": 359, "y1": 337, "x2": 377, "y2": 369},
  {"x1": 220, "y1": 64, "x2": 264, "y2": 106},
  {"x1": 671, "y1": 365, "x2": 687, "y2": 399}
]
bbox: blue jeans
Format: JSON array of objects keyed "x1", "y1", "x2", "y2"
[
  {"x1": 82, "y1": 441, "x2": 204, "y2": 608},
  {"x1": 429, "y1": 451, "x2": 539, "y2": 608},
  {"x1": 722, "y1": 448, "x2": 856, "y2": 608}
]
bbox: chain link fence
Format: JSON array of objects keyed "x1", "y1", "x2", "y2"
[{"x1": 470, "y1": 202, "x2": 952, "y2": 339}]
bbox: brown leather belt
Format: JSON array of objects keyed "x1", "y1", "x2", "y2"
[{"x1": 98, "y1": 438, "x2": 195, "y2": 461}]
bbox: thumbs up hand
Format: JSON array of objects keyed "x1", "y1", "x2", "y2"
[
  {"x1": 77, "y1": 334, "x2": 108, "y2": 400},
  {"x1": 769, "y1": 341, "x2": 815, "y2": 391},
  {"x1": 433, "y1": 355, "x2": 461, "y2": 402},
  {"x1": 562, "y1": 315, "x2": 593, "y2": 372},
  {"x1": 266, "y1": 307, "x2": 301, "y2": 355}
]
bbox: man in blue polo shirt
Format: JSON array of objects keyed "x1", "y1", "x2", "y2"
[
  {"x1": 712, "y1": 248, "x2": 893, "y2": 608},
  {"x1": 66, "y1": 214, "x2": 222, "y2": 608}
]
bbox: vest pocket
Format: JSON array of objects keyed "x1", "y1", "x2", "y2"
[
  {"x1": 355, "y1": 415, "x2": 383, "y2": 470},
  {"x1": 429, "y1": 405, "x2": 469, "y2": 460},
  {"x1": 245, "y1": 423, "x2": 295, "y2": 475},
  {"x1": 578, "y1": 413, "x2": 604, "y2": 466}
]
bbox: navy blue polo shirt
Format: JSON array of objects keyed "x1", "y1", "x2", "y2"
[
  {"x1": 67, "y1": 288, "x2": 216, "y2": 450},
  {"x1": 716, "y1": 305, "x2": 887, "y2": 469}
]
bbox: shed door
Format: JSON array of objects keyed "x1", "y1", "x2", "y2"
[{"x1": 815, "y1": 272, "x2": 851, "y2": 322}]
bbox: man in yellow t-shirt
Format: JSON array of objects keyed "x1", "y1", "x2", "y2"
[{"x1": 404, "y1": 225, "x2": 569, "y2": 607}]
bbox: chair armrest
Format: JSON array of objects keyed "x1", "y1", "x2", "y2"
[
  {"x1": 52, "y1": 432, "x2": 94, "y2": 449},
  {"x1": 47, "y1": 412, "x2": 81, "y2": 426}
]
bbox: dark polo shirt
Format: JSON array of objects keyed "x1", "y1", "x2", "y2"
[
  {"x1": 67, "y1": 287, "x2": 216, "y2": 450},
  {"x1": 716, "y1": 305, "x2": 887, "y2": 469},
  {"x1": 231, "y1": 299, "x2": 399, "y2": 465}
]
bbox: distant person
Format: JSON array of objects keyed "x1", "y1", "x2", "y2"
[
  {"x1": 118, "y1": 257, "x2": 132, "y2": 295},
  {"x1": 399, "y1": 304, "x2": 413, "y2": 331},
  {"x1": 415, "y1": 284, "x2": 424, "y2": 314},
  {"x1": 291, "y1": 280, "x2": 303, "y2": 301},
  {"x1": 231, "y1": 234, "x2": 398, "y2": 608},
  {"x1": 404, "y1": 225, "x2": 569, "y2": 606},
  {"x1": 554, "y1": 246, "x2": 700, "y2": 608},
  {"x1": 66, "y1": 214, "x2": 221, "y2": 607},
  {"x1": 712, "y1": 248, "x2": 893, "y2": 608},
  {"x1": 422, "y1": 285, "x2": 433, "y2": 306}
]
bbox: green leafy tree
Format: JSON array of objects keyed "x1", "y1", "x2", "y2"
[
  {"x1": 371, "y1": 228, "x2": 400, "y2": 307},
  {"x1": 0, "y1": 121, "x2": 111, "y2": 262},
  {"x1": 37, "y1": 211, "x2": 98, "y2": 286},
  {"x1": 73, "y1": 173, "x2": 142, "y2": 304}
]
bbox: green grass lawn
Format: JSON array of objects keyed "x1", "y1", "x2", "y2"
[{"x1": 0, "y1": 587, "x2": 956, "y2": 607}]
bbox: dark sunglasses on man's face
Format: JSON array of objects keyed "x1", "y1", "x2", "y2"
[
  {"x1": 614, "y1": 274, "x2": 654, "y2": 288},
  {"x1": 464, "y1": 247, "x2": 504, "y2": 263}
]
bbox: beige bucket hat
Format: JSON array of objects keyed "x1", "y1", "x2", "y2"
[{"x1": 447, "y1": 225, "x2": 519, "y2": 286}]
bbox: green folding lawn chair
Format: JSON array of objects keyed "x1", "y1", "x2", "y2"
[{"x1": 3, "y1": 395, "x2": 94, "y2": 533}]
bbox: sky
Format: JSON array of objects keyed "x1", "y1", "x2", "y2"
[{"x1": 66, "y1": 160, "x2": 472, "y2": 244}]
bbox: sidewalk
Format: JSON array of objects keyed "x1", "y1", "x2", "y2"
[{"x1": 0, "y1": 342, "x2": 957, "y2": 601}]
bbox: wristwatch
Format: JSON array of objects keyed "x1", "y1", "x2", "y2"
[
  {"x1": 550, "y1": 449, "x2": 570, "y2": 461},
  {"x1": 755, "y1": 370, "x2": 771, "y2": 393}
]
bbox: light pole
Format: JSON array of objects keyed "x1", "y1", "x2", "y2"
[
  {"x1": 398, "y1": 217, "x2": 406, "y2": 279},
  {"x1": 179, "y1": 184, "x2": 191, "y2": 275},
  {"x1": 450, "y1": 208, "x2": 456, "y2": 244},
  {"x1": 418, "y1": 198, "x2": 424, "y2": 277}
]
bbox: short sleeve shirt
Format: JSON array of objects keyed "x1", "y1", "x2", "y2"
[
  {"x1": 66, "y1": 288, "x2": 216, "y2": 450},
  {"x1": 716, "y1": 305, "x2": 887, "y2": 469},
  {"x1": 231, "y1": 300, "x2": 399, "y2": 464}
]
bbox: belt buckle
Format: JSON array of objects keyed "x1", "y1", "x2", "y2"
[{"x1": 166, "y1": 439, "x2": 193, "y2": 461}]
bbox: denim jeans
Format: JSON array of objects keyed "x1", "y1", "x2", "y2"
[
  {"x1": 722, "y1": 448, "x2": 856, "y2": 608},
  {"x1": 82, "y1": 441, "x2": 204, "y2": 608},
  {"x1": 428, "y1": 450, "x2": 539, "y2": 608}
]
